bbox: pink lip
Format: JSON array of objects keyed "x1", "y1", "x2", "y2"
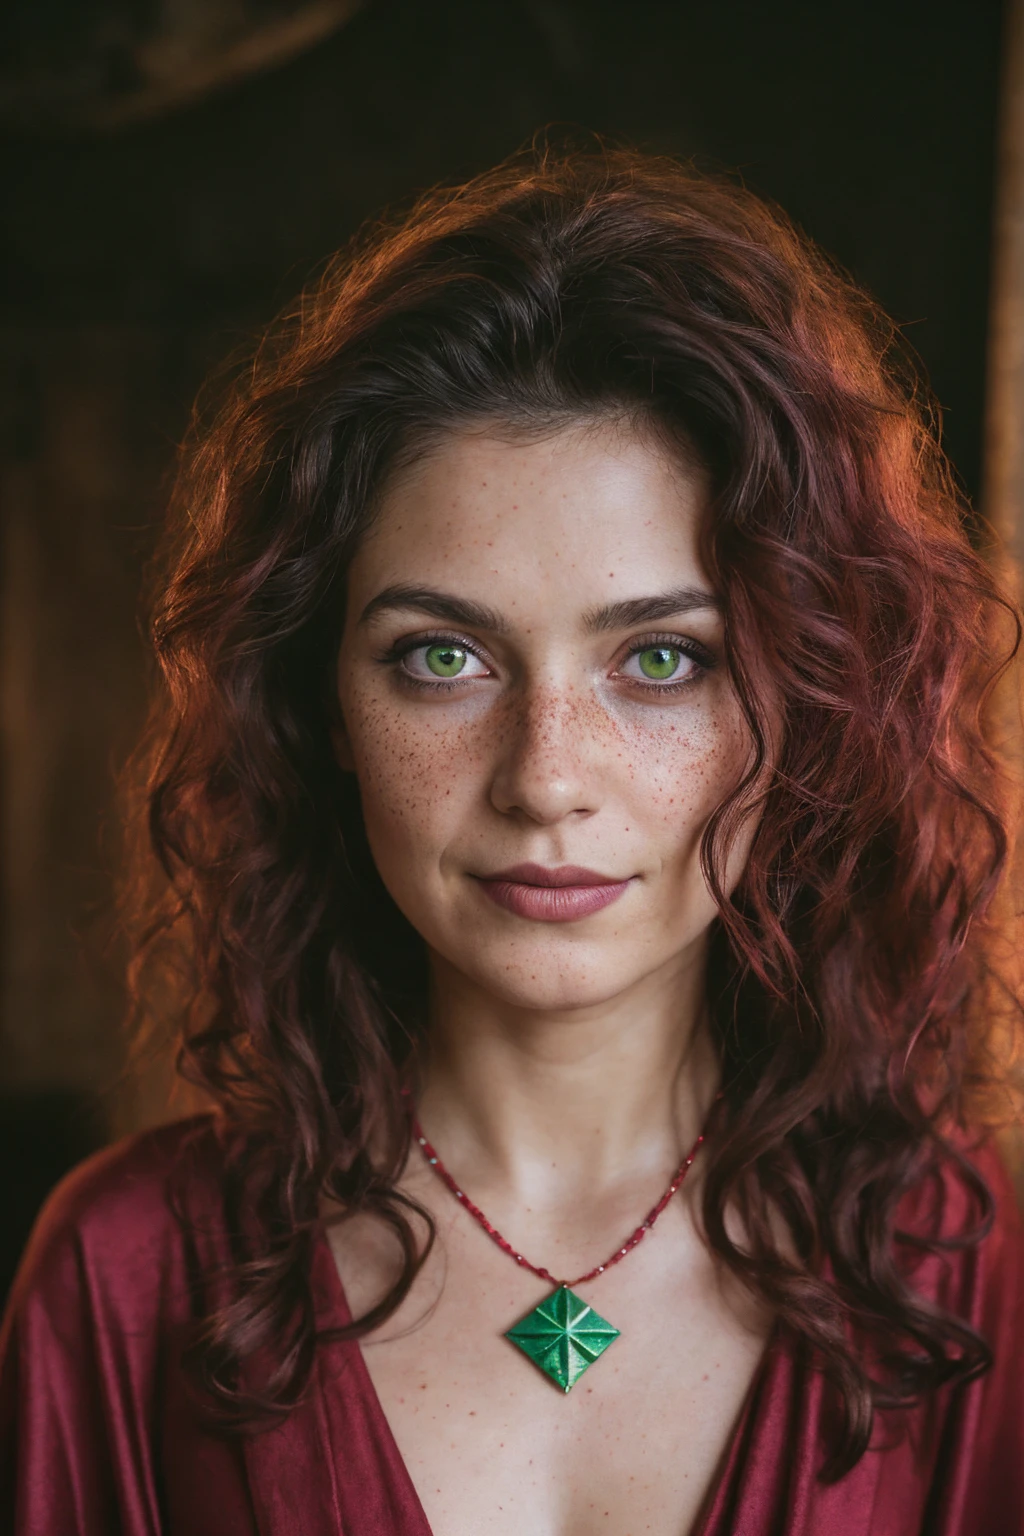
[{"x1": 473, "y1": 863, "x2": 634, "y2": 923}]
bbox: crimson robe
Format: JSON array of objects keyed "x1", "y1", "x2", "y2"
[{"x1": 1, "y1": 1116, "x2": 1021, "y2": 1534}]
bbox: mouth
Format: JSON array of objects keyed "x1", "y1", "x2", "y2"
[{"x1": 471, "y1": 863, "x2": 635, "y2": 923}]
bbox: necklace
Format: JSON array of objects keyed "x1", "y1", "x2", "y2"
[{"x1": 410, "y1": 1094, "x2": 721, "y2": 1393}]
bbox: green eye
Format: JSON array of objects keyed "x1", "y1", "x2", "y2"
[
  {"x1": 424, "y1": 643, "x2": 468, "y2": 678},
  {"x1": 637, "y1": 645, "x2": 681, "y2": 680}
]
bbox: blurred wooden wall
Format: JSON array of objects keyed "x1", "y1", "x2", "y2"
[
  {"x1": 988, "y1": 0, "x2": 1024, "y2": 562},
  {"x1": 986, "y1": 0, "x2": 1024, "y2": 1194}
]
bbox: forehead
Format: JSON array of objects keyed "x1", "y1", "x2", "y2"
[{"x1": 348, "y1": 420, "x2": 711, "y2": 614}]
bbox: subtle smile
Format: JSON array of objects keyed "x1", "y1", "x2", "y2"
[{"x1": 472, "y1": 864, "x2": 635, "y2": 923}]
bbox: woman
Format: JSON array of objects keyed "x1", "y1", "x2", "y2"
[{"x1": 1, "y1": 146, "x2": 1022, "y2": 1535}]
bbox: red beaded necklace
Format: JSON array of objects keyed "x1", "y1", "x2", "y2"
[{"x1": 410, "y1": 1092, "x2": 722, "y2": 1393}]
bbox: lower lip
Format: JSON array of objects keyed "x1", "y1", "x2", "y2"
[{"x1": 476, "y1": 878, "x2": 633, "y2": 922}]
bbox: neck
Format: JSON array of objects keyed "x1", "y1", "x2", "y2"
[{"x1": 414, "y1": 941, "x2": 720, "y2": 1209}]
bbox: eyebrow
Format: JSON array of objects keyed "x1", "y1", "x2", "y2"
[
  {"x1": 582, "y1": 586, "x2": 722, "y2": 631},
  {"x1": 359, "y1": 582, "x2": 721, "y2": 632},
  {"x1": 359, "y1": 584, "x2": 510, "y2": 632}
]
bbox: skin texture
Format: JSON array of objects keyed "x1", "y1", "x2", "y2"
[{"x1": 330, "y1": 420, "x2": 774, "y2": 1536}]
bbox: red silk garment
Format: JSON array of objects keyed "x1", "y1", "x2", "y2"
[{"x1": 1, "y1": 1116, "x2": 1022, "y2": 1535}]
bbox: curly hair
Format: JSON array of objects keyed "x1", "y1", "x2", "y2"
[{"x1": 121, "y1": 144, "x2": 1021, "y2": 1478}]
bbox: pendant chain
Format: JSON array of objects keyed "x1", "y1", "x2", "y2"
[{"x1": 409, "y1": 1091, "x2": 722, "y2": 1289}]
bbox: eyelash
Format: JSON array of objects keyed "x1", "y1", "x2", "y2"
[{"x1": 376, "y1": 630, "x2": 716, "y2": 695}]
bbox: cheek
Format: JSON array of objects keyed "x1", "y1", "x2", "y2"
[
  {"x1": 662, "y1": 701, "x2": 764, "y2": 900},
  {"x1": 612, "y1": 692, "x2": 758, "y2": 916},
  {"x1": 616, "y1": 694, "x2": 753, "y2": 843},
  {"x1": 342, "y1": 684, "x2": 485, "y2": 857}
]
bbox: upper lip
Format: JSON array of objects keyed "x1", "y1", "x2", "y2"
[{"x1": 475, "y1": 863, "x2": 629, "y2": 888}]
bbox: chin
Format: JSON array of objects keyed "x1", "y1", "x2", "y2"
[
  {"x1": 474, "y1": 972, "x2": 634, "y2": 1014},
  {"x1": 453, "y1": 940, "x2": 659, "y2": 1013}
]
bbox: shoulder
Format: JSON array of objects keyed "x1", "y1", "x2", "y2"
[
  {"x1": 960, "y1": 1131, "x2": 1024, "y2": 1316},
  {"x1": 902, "y1": 1127, "x2": 1022, "y2": 1234},
  {"x1": 23, "y1": 1112, "x2": 225, "y2": 1256},
  {"x1": 0, "y1": 1119, "x2": 260, "y2": 1530},
  {"x1": 897, "y1": 1128, "x2": 1024, "y2": 1328},
  {"x1": 3, "y1": 1114, "x2": 228, "y2": 1332}
]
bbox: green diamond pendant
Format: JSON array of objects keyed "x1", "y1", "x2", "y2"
[{"x1": 504, "y1": 1285, "x2": 620, "y2": 1392}]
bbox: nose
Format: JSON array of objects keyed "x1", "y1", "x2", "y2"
[{"x1": 488, "y1": 682, "x2": 601, "y2": 826}]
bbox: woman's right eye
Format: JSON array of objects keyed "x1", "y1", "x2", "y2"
[{"x1": 401, "y1": 642, "x2": 491, "y2": 682}]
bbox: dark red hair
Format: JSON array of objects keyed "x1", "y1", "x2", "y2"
[{"x1": 123, "y1": 145, "x2": 1020, "y2": 1477}]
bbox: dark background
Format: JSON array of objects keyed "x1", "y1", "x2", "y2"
[{"x1": 0, "y1": 0, "x2": 1007, "y2": 1301}]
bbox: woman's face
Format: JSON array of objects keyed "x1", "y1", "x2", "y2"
[{"x1": 335, "y1": 419, "x2": 759, "y2": 1013}]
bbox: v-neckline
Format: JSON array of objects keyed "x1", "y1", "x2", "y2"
[
  {"x1": 311, "y1": 1230, "x2": 435, "y2": 1533},
  {"x1": 310, "y1": 1226, "x2": 785, "y2": 1536}
]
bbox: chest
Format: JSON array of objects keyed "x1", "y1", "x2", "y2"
[{"x1": 330, "y1": 1201, "x2": 772, "y2": 1536}]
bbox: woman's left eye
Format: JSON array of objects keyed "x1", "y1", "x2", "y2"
[{"x1": 618, "y1": 644, "x2": 697, "y2": 685}]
